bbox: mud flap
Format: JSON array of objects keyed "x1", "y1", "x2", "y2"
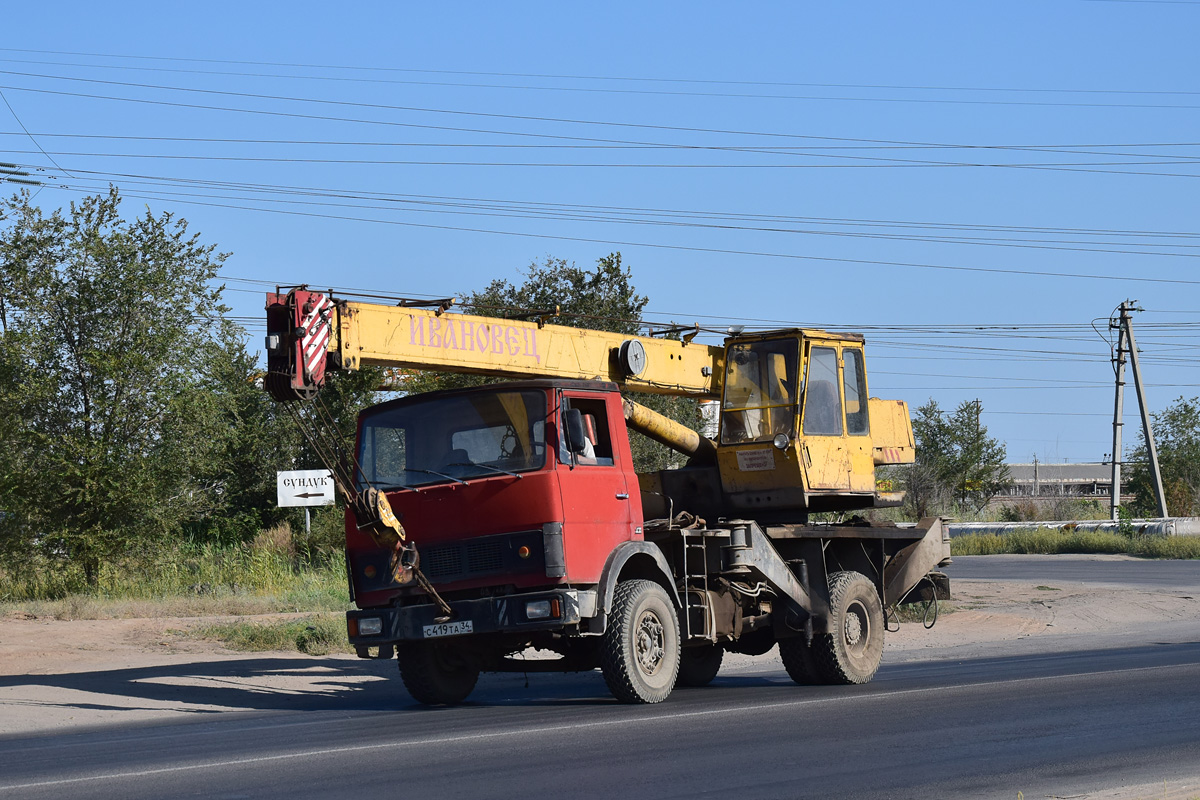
[{"x1": 882, "y1": 518, "x2": 952, "y2": 607}]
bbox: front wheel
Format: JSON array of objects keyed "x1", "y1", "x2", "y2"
[
  {"x1": 600, "y1": 579, "x2": 680, "y2": 703},
  {"x1": 397, "y1": 640, "x2": 480, "y2": 705}
]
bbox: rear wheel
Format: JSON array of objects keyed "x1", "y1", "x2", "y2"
[
  {"x1": 811, "y1": 571, "x2": 884, "y2": 684},
  {"x1": 676, "y1": 643, "x2": 723, "y2": 687},
  {"x1": 600, "y1": 579, "x2": 680, "y2": 703},
  {"x1": 397, "y1": 640, "x2": 480, "y2": 705},
  {"x1": 778, "y1": 636, "x2": 823, "y2": 685}
]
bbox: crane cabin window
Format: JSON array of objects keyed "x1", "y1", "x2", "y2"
[
  {"x1": 357, "y1": 390, "x2": 547, "y2": 489},
  {"x1": 802, "y1": 347, "x2": 843, "y2": 436},
  {"x1": 843, "y1": 348, "x2": 869, "y2": 436},
  {"x1": 720, "y1": 339, "x2": 800, "y2": 445}
]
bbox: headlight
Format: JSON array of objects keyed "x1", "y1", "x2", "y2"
[
  {"x1": 358, "y1": 617, "x2": 383, "y2": 636},
  {"x1": 525, "y1": 600, "x2": 552, "y2": 619},
  {"x1": 773, "y1": 433, "x2": 790, "y2": 450}
]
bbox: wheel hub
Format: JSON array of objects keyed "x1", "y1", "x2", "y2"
[
  {"x1": 844, "y1": 604, "x2": 865, "y2": 647},
  {"x1": 635, "y1": 611, "x2": 665, "y2": 675}
]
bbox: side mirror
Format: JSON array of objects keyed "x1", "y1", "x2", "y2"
[{"x1": 564, "y1": 408, "x2": 588, "y2": 454}]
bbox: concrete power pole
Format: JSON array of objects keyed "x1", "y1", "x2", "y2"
[{"x1": 1109, "y1": 301, "x2": 1167, "y2": 519}]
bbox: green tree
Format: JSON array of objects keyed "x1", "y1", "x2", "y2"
[
  {"x1": 0, "y1": 188, "x2": 230, "y2": 581},
  {"x1": 904, "y1": 398, "x2": 1009, "y2": 516},
  {"x1": 1127, "y1": 396, "x2": 1200, "y2": 516},
  {"x1": 904, "y1": 400, "x2": 953, "y2": 518},
  {"x1": 945, "y1": 399, "x2": 1010, "y2": 512},
  {"x1": 187, "y1": 317, "x2": 382, "y2": 549},
  {"x1": 404, "y1": 253, "x2": 700, "y2": 472}
]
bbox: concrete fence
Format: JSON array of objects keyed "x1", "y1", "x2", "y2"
[{"x1": 945, "y1": 518, "x2": 1200, "y2": 538}]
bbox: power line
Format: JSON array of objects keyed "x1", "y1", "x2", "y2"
[
  {"x1": 31, "y1": 162, "x2": 1197, "y2": 242},
  {"x1": 54, "y1": 184, "x2": 1200, "y2": 287},
  {"x1": 6, "y1": 80, "x2": 1198, "y2": 180},
  {"x1": 13, "y1": 166, "x2": 1195, "y2": 260},
  {"x1": 16, "y1": 165, "x2": 1200, "y2": 286},
  {"x1": 3, "y1": 68, "x2": 1200, "y2": 163},
  {"x1": 0, "y1": 89, "x2": 71, "y2": 181},
  {"x1": 16, "y1": 148, "x2": 1198, "y2": 172},
  {"x1": 1, "y1": 46, "x2": 1196, "y2": 98},
  {"x1": 92, "y1": 190, "x2": 1200, "y2": 285},
  {"x1": 3, "y1": 130, "x2": 1197, "y2": 164}
]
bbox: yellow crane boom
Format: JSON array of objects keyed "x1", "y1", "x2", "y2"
[{"x1": 334, "y1": 299, "x2": 724, "y2": 397}]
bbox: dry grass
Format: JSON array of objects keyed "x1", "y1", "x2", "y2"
[
  {"x1": 952, "y1": 529, "x2": 1200, "y2": 558},
  {"x1": 252, "y1": 523, "x2": 297, "y2": 560},
  {"x1": 192, "y1": 613, "x2": 351, "y2": 655}
]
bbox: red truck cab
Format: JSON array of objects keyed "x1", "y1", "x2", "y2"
[{"x1": 346, "y1": 380, "x2": 643, "y2": 610}]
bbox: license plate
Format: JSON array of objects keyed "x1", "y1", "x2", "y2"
[{"x1": 422, "y1": 620, "x2": 474, "y2": 638}]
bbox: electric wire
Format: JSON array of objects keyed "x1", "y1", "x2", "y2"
[
  {"x1": 15, "y1": 177, "x2": 1200, "y2": 290},
  {"x1": 3, "y1": 71, "x2": 1200, "y2": 179},
  {"x1": 2, "y1": 48, "x2": 1198, "y2": 104},
  {"x1": 12, "y1": 168, "x2": 1195, "y2": 260}
]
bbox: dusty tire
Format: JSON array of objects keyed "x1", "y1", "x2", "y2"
[
  {"x1": 778, "y1": 637, "x2": 823, "y2": 685},
  {"x1": 676, "y1": 643, "x2": 723, "y2": 688},
  {"x1": 601, "y1": 579, "x2": 680, "y2": 703},
  {"x1": 397, "y1": 641, "x2": 480, "y2": 705},
  {"x1": 811, "y1": 571, "x2": 884, "y2": 685}
]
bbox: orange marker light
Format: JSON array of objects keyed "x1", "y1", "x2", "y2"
[
  {"x1": 364, "y1": 565, "x2": 377, "y2": 578},
  {"x1": 518, "y1": 546, "x2": 531, "y2": 559}
]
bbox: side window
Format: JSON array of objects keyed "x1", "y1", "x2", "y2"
[
  {"x1": 843, "y1": 349, "x2": 869, "y2": 436},
  {"x1": 559, "y1": 396, "x2": 615, "y2": 467},
  {"x1": 802, "y1": 347, "x2": 843, "y2": 436}
]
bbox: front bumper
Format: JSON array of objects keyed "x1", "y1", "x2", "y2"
[{"x1": 347, "y1": 588, "x2": 592, "y2": 649}]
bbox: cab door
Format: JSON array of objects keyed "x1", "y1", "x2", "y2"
[
  {"x1": 556, "y1": 391, "x2": 637, "y2": 583},
  {"x1": 801, "y1": 344, "x2": 851, "y2": 491},
  {"x1": 842, "y1": 347, "x2": 875, "y2": 493}
]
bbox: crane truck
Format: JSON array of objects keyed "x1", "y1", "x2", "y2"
[{"x1": 264, "y1": 288, "x2": 951, "y2": 705}]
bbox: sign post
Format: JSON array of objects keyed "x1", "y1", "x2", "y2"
[{"x1": 277, "y1": 469, "x2": 336, "y2": 534}]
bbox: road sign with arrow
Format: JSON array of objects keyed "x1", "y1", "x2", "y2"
[{"x1": 276, "y1": 469, "x2": 335, "y2": 508}]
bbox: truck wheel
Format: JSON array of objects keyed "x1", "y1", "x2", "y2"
[
  {"x1": 676, "y1": 643, "x2": 723, "y2": 687},
  {"x1": 812, "y1": 571, "x2": 884, "y2": 685},
  {"x1": 601, "y1": 579, "x2": 680, "y2": 703},
  {"x1": 778, "y1": 636, "x2": 822, "y2": 685},
  {"x1": 397, "y1": 641, "x2": 479, "y2": 706}
]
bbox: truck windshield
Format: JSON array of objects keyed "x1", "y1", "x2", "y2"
[
  {"x1": 721, "y1": 339, "x2": 800, "y2": 445},
  {"x1": 357, "y1": 390, "x2": 547, "y2": 489}
]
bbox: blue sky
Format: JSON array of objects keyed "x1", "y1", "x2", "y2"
[{"x1": 3, "y1": 1, "x2": 1198, "y2": 463}]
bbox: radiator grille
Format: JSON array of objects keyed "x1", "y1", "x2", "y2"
[
  {"x1": 424, "y1": 546, "x2": 463, "y2": 578},
  {"x1": 466, "y1": 540, "x2": 504, "y2": 573},
  {"x1": 420, "y1": 533, "x2": 539, "y2": 581}
]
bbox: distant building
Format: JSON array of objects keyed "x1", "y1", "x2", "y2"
[{"x1": 999, "y1": 461, "x2": 1123, "y2": 500}]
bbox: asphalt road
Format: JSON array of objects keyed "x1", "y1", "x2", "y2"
[
  {"x1": 946, "y1": 553, "x2": 1200, "y2": 590},
  {"x1": 2, "y1": 557, "x2": 1199, "y2": 800}
]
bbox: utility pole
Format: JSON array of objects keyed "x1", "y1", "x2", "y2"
[{"x1": 1109, "y1": 301, "x2": 1167, "y2": 519}]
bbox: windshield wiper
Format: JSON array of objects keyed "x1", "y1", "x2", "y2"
[
  {"x1": 404, "y1": 468, "x2": 468, "y2": 485},
  {"x1": 445, "y1": 462, "x2": 523, "y2": 479}
]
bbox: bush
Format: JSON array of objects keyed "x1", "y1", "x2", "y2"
[
  {"x1": 998, "y1": 498, "x2": 1106, "y2": 523},
  {"x1": 0, "y1": 536, "x2": 348, "y2": 604}
]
